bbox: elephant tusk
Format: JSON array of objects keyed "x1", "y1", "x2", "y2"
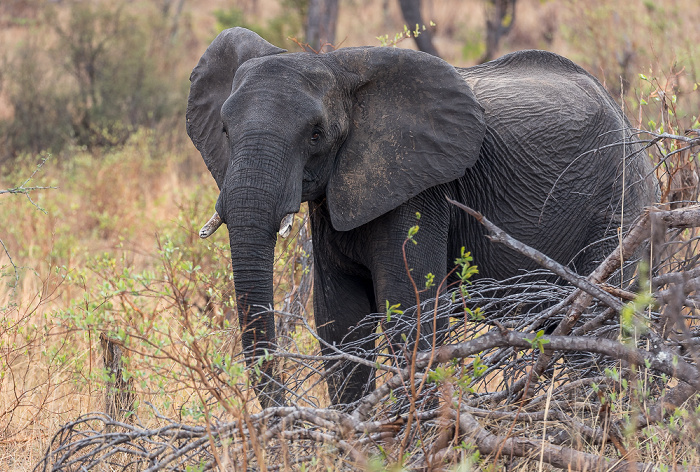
[
  {"x1": 279, "y1": 213, "x2": 295, "y2": 239},
  {"x1": 199, "y1": 212, "x2": 223, "y2": 239}
]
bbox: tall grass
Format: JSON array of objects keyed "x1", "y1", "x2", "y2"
[{"x1": 0, "y1": 131, "x2": 207, "y2": 464}]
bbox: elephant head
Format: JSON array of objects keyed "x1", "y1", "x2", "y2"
[{"x1": 186, "y1": 28, "x2": 485, "y2": 407}]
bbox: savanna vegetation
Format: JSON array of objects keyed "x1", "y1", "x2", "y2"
[{"x1": 1, "y1": 0, "x2": 700, "y2": 470}]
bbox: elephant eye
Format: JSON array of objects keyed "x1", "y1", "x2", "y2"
[
  {"x1": 310, "y1": 131, "x2": 321, "y2": 143},
  {"x1": 222, "y1": 125, "x2": 229, "y2": 139}
]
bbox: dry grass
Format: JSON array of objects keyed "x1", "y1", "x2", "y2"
[
  {"x1": 0, "y1": 136, "x2": 207, "y2": 468},
  {"x1": 1, "y1": 0, "x2": 700, "y2": 470}
]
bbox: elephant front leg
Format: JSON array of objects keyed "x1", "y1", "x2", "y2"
[
  {"x1": 369, "y1": 195, "x2": 451, "y2": 361},
  {"x1": 313, "y1": 261, "x2": 377, "y2": 405}
]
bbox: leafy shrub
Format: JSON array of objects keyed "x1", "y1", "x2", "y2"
[
  {"x1": 1, "y1": 37, "x2": 72, "y2": 158},
  {"x1": 0, "y1": 1, "x2": 190, "y2": 161}
]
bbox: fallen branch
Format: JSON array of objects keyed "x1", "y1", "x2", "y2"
[
  {"x1": 456, "y1": 409, "x2": 700, "y2": 472},
  {"x1": 446, "y1": 197, "x2": 625, "y2": 311}
]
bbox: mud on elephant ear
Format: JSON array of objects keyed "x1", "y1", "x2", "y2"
[{"x1": 324, "y1": 46, "x2": 487, "y2": 231}]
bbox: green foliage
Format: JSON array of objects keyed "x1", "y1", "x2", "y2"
[
  {"x1": 406, "y1": 212, "x2": 421, "y2": 245},
  {"x1": 424, "y1": 272, "x2": 435, "y2": 289},
  {"x1": 524, "y1": 329, "x2": 550, "y2": 353},
  {"x1": 213, "y1": 6, "x2": 246, "y2": 32},
  {"x1": 454, "y1": 247, "x2": 478, "y2": 301},
  {"x1": 0, "y1": 36, "x2": 72, "y2": 157},
  {"x1": 385, "y1": 300, "x2": 403, "y2": 322},
  {"x1": 620, "y1": 263, "x2": 654, "y2": 341},
  {"x1": 426, "y1": 355, "x2": 487, "y2": 395},
  {"x1": 406, "y1": 225, "x2": 419, "y2": 245},
  {"x1": 0, "y1": 134, "x2": 236, "y2": 430},
  {"x1": 453, "y1": 441, "x2": 481, "y2": 470},
  {"x1": 53, "y1": 218, "x2": 238, "y2": 407},
  {"x1": 459, "y1": 29, "x2": 486, "y2": 62},
  {"x1": 620, "y1": 290, "x2": 654, "y2": 339},
  {"x1": 377, "y1": 22, "x2": 435, "y2": 48}
]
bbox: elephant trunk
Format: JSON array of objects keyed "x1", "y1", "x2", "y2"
[
  {"x1": 228, "y1": 223, "x2": 283, "y2": 407},
  {"x1": 215, "y1": 140, "x2": 300, "y2": 408}
]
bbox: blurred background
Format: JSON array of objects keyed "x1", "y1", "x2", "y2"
[
  {"x1": 0, "y1": 1, "x2": 698, "y2": 469},
  {"x1": 1, "y1": 0, "x2": 698, "y2": 163}
]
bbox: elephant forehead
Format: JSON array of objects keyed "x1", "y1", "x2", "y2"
[
  {"x1": 233, "y1": 54, "x2": 336, "y2": 95},
  {"x1": 223, "y1": 84, "x2": 324, "y2": 120}
]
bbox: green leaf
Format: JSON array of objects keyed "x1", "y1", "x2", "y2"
[
  {"x1": 407, "y1": 225, "x2": 419, "y2": 242},
  {"x1": 385, "y1": 300, "x2": 403, "y2": 322}
]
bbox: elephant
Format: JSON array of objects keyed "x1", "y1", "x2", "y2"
[{"x1": 186, "y1": 27, "x2": 657, "y2": 407}]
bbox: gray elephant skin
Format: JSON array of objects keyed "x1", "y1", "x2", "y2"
[{"x1": 186, "y1": 28, "x2": 657, "y2": 407}]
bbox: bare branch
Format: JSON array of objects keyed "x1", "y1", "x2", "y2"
[
  {"x1": 456, "y1": 409, "x2": 699, "y2": 472},
  {"x1": 447, "y1": 197, "x2": 625, "y2": 310}
]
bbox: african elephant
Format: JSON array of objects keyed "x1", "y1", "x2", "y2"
[{"x1": 186, "y1": 28, "x2": 657, "y2": 407}]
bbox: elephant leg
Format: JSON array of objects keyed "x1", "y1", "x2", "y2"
[
  {"x1": 369, "y1": 191, "x2": 451, "y2": 359},
  {"x1": 313, "y1": 256, "x2": 377, "y2": 405}
]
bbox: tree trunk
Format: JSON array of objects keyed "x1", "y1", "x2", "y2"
[
  {"x1": 398, "y1": 0, "x2": 440, "y2": 57},
  {"x1": 480, "y1": 0, "x2": 517, "y2": 63},
  {"x1": 100, "y1": 333, "x2": 135, "y2": 423},
  {"x1": 305, "y1": 0, "x2": 339, "y2": 52}
]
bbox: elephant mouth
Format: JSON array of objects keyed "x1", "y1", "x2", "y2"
[{"x1": 199, "y1": 211, "x2": 296, "y2": 239}]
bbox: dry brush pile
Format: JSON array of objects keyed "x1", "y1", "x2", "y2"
[{"x1": 25, "y1": 131, "x2": 700, "y2": 471}]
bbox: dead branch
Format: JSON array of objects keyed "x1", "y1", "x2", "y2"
[
  {"x1": 456, "y1": 409, "x2": 699, "y2": 472},
  {"x1": 415, "y1": 330, "x2": 700, "y2": 388},
  {"x1": 654, "y1": 205, "x2": 700, "y2": 229},
  {"x1": 446, "y1": 197, "x2": 625, "y2": 311},
  {"x1": 37, "y1": 197, "x2": 700, "y2": 472}
]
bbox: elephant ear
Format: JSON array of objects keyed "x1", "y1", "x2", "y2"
[
  {"x1": 186, "y1": 28, "x2": 286, "y2": 190},
  {"x1": 326, "y1": 47, "x2": 485, "y2": 231}
]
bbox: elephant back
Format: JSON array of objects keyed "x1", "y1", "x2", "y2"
[
  {"x1": 453, "y1": 50, "x2": 657, "y2": 279},
  {"x1": 458, "y1": 50, "x2": 657, "y2": 218}
]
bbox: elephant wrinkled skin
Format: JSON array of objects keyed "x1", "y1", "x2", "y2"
[{"x1": 186, "y1": 28, "x2": 657, "y2": 407}]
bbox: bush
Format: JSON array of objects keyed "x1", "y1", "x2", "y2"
[
  {"x1": 1, "y1": 36, "x2": 72, "y2": 158},
  {"x1": 0, "y1": 1, "x2": 190, "y2": 161}
]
